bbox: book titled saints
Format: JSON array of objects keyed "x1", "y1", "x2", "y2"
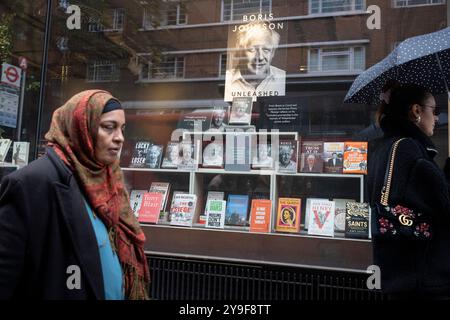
[
  {"x1": 170, "y1": 193, "x2": 198, "y2": 227},
  {"x1": 345, "y1": 202, "x2": 369, "y2": 239},
  {"x1": 205, "y1": 200, "x2": 227, "y2": 229},
  {"x1": 343, "y1": 142, "x2": 368, "y2": 174},
  {"x1": 275, "y1": 198, "x2": 301, "y2": 233},
  {"x1": 129, "y1": 140, "x2": 152, "y2": 168},
  {"x1": 307, "y1": 199, "x2": 335, "y2": 237},
  {"x1": 225, "y1": 194, "x2": 249, "y2": 226}
]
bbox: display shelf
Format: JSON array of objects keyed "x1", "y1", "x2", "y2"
[{"x1": 140, "y1": 224, "x2": 372, "y2": 272}]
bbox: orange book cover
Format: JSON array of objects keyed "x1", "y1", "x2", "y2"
[
  {"x1": 249, "y1": 199, "x2": 272, "y2": 233},
  {"x1": 343, "y1": 142, "x2": 368, "y2": 174},
  {"x1": 275, "y1": 198, "x2": 301, "y2": 233},
  {"x1": 138, "y1": 192, "x2": 164, "y2": 224}
]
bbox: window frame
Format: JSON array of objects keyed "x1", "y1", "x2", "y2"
[
  {"x1": 142, "y1": 3, "x2": 187, "y2": 29},
  {"x1": 308, "y1": 0, "x2": 365, "y2": 15},
  {"x1": 307, "y1": 46, "x2": 366, "y2": 73},
  {"x1": 221, "y1": 0, "x2": 273, "y2": 22},
  {"x1": 140, "y1": 56, "x2": 186, "y2": 80},
  {"x1": 86, "y1": 60, "x2": 120, "y2": 82},
  {"x1": 393, "y1": 0, "x2": 445, "y2": 8}
]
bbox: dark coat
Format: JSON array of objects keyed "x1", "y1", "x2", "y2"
[
  {"x1": 368, "y1": 116, "x2": 450, "y2": 296},
  {"x1": 0, "y1": 148, "x2": 104, "y2": 299}
]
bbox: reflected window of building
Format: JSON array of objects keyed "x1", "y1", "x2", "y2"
[
  {"x1": 140, "y1": 56, "x2": 185, "y2": 80},
  {"x1": 143, "y1": 3, "x2": 187, "y2": 29},
  {"x1": 86, "y1": 61, "x2": 120, "y2": 82},
  {"x1": 309, "y1": 0, "x2": 364, "y2": 14},
  {"x1": 308, "y1": 47, "x2": 365, "y2": 73},
  {"x1": 222, "y1": 0, "x2": 272, "y2": 21},
  {"x1": 394, "y1": 0, "x2": 444, "y2": 7},
  {"x1": 88, "y1": 8, "x2": 125, "y2": 32},
  {"x1": 219, "y1": 53, "x2": 227, "y2": 77}
]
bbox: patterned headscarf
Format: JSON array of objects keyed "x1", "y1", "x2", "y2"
[{"x1": 45, "y1": 90, "x2": 149, "y2": 300}]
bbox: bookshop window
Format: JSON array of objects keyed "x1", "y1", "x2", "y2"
[
  {"x1": 140, "y1": 56, "x2": 185, "y2": 80},
  {"x1": 309, "y1": 47, "x2": 365, "y2": 73},
  {"x1": 86, "y1": 61, "x2": 120, "y2": 82},
  {"x1": 143, "y1": 3, "x2": 187, "y2": 29},
  {"x1": 309, "y1": 0, "x2": 364, "y2": 14},
  {"x1": 222, "y1": 0, "x2": 272, "y2": 21},
  {"x1": 394, "y1": 0, "x2": 445, "y2": 7}
]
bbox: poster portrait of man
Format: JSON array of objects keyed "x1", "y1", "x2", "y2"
[{"x1": 224, "y1": 20, "x2": 286, "y2": 102}]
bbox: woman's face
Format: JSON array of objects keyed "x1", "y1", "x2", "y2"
[
  {"x1": 95, "y1": 110, "x2": 125, "y2": 165},
  {"x1": 417, "y1": 95, "x2": 438, "y2": 137}
]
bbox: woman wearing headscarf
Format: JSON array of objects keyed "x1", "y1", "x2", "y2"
[{"x1": 0, "y1": 90, "x2": 149, "y2": 300}]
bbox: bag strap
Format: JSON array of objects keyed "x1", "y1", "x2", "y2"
[{"x1": 380, "y1": 138, "x2": 407, "y2": 206}]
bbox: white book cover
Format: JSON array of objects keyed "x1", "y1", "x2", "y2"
[
  {"x1": 12, "y1": 141, "x2": 30, "y2": 167},
  {"x1": 129, "y1": 190, "x2": 147, "y2": 218},
  {"x1": 205, "y1": 200, "x2": 226, "y2": 229},
  {"x1": 149, "y1": 182, "x2": 171, "y2": 212},
  {"x1": 304, "y1": 198, "x2": 323, "y2": 230},
  {"x1": 307, "y1": 199, "x2": 335, "y2": 237},
  {"x1": 0, "y1": 139, "x2": 12, "y2": 162},
  {"x1": 170, "y1": 193, "x2": 197, "y2": 227},
  {"x1": 333, "y1": 198, "x2": 355, "y2": 232}
]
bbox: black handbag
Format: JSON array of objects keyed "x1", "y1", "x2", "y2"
[{"x1": 373, "y1": 138, "x2": 432, "y2": 240}]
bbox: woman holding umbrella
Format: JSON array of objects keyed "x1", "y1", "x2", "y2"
[{"x1": 368, "y1": 83, "x2": 450, "y2": 299}]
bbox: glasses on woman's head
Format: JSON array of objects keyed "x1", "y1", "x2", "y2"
[{"x1": 420, "y1": 105, "x2": 441, "y2": 116}]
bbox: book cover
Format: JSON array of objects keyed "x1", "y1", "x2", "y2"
[
  {"x1": 166, "y1": 190, "x2": 188, "y2": 222},
  {"x1": 343, "y1": 142, "x2": 368, "y2": 174},
  {"x1": 323, "y1": 142, "x2": 344, "y2": 174},
  {"x1": 304, "y1": 198, "x2": 323, "y2": 230},
  {"x1": 250, "y1": 199, "x2": 272, "y2": 233},
  {"x1": 161, "y1": 141, "x2": 180, "y2": 169},
  {"x1": 129, "y1": 189, "x2": 147, "y2": 218},
  {"x1": 225, "y1": 194, "x2": 249, "y2": 226},
  {"x1": 208, "y1": 105, "x2": 229, "y2": 131},
  {"x1": 146, "y1": 144, "x2": 163, "y2": 169},
  {"x1": 205, "y1": 200, "x2": 227, "y2": 229},
  {"x1": 252, "y1": 143, "x2": 274, "y2": 169},
  {"x1": 178, "y1": 141, "x2": 197, "y2": 170},
  {"x1": 170, "y1": 193, "x2": 197, "y2": 227},
  {"x1": 276, "y1": 140, "x2": 298, "y2": 173},
  {"x1": 333, "y1": 198, "x2": 355, "y2": 233},
  {"x1": 138, "y1": 192, "x2": 164, "y2": 224},
  {"x1": 307, "y1": 199, "x2": 335, "y2": 237},
  {"x1": 224, "y1": 130, "x2": 252, "y2": 171},
  {"x1": 199, "y1": 191, "x2": 225, "y2": 224},
  {"x1": 12, "y1": 141, "x2": 30, "y2": 167},
  {"x1": 129, "y1": 141, "x2": 152, "y2": 168},
  {"x1": 275, "y1": 198, "x2": 301, "y2": 233},
  {"x1": 229, "y1": 97, "x2": 253, "y2": 125},
  {"x1": 300, "y1": 141, "x2": 323, "y2": 173},
  {"x1": 345, "y1": 202, "x2": 370, "y2": 239},
  {"x1": 0, "y1": 139, "x2": 12, "y2": 162},
  {"x1": 202, "y1": 141, "x2": 224, "y2": 168},
  {"x1": 148, "y1": 182, "x2": 171, "y2": 213}
]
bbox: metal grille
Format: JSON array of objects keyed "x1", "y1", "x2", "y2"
[{"x1": 147, "y1": 255, "x2": 385, "y2": 301}]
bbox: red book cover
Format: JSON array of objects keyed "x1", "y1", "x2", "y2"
[
  {"x1": 138, "y1": 192, "x2": 164, "y2": 223},
  {"x1": 249, "y1": 199, "x2": 272, "y2": 233}
]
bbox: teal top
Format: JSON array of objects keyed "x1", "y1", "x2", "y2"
[{"x1": 84, "y1": 199, "x2": 124, "y2": 300}]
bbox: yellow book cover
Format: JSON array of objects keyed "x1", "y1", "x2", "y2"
[{"x1": 275, "y1": 198, "x2": 301, "y2": 233}]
